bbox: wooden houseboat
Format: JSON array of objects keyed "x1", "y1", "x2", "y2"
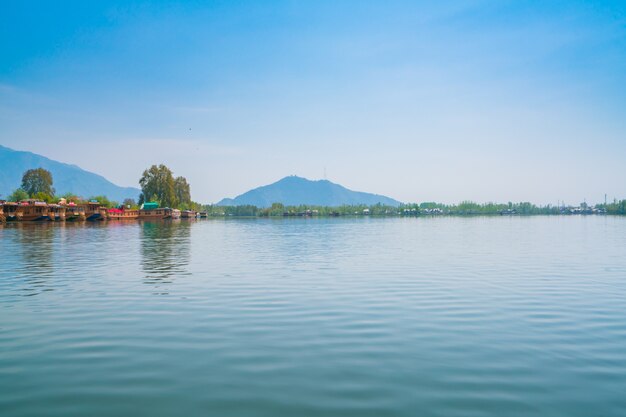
[
  {"x1": 0, "y1": 203, "x2": 4, "y2": 223},
  {"x1": 83, "y1": 202, "x2": 106, "y2": 221},
  {"x1": 18, "y1": 200, "x2": 51, "y2": 221},
  {"x1": 181, "y1": 210, "x2": 196, "y2": 219},
  {"x1": 107, "y1": 207, "x2": 139, "y2": 220},
  {"x1": 48, "y1": 204, "x2": 66, "y2": 221},
  {"x1": 64, "y1": 203, "x2": 86, "y2": 221},
  {"x1": 3, "y1": 202, "x2": 22, "y2": 221},
  {"x1": 138, "y1": 202, "x2": 175, "y2": 220},
  {"x1": 199, "y1": 211, "x2": 208, "y2": 218},
  {"x1": 172, "y1": 209, "x2": 181, "y2": 219}
]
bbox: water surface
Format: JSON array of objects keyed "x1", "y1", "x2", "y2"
[{"x1": 1, "y1": 217, "x2": 626, "y2": 416}]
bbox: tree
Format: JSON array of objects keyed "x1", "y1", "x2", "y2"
[
  {"x1": 123, "y1": 198, "x2": 137, "y2": 209},
  {"x1": 88, "y1": 195, "x2": 117, "y2": 208},
  {"x1": 61, "y1": 192, "x2": 81, "y2": 203},
  {"x1": 32, "y1": 192, "x2": 55, "y2": 203},
  {"x1": 21, "y1": 168, "x2": 55, "y2": 197},
  {"x1": 8, "y1": 188, "x2": 29, "y2": 202},
  {"x1": 138, "y1": 164, "x2": 176, "y2": 208},
  {"x1": 174, "y1": 176, "x2": 191, "y2": 208}
]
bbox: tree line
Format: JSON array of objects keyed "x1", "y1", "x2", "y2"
[{"x1": 199, "y1": 200, "x2": 626, "y2": 217}]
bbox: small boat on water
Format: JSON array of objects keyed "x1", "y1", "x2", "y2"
[
  {"x1": 107, "y1": 207, "x2": 139, "y2": 220},
  {"x1": 18, "y1": 200, "x2": 51, "y2": 221},
  {"x1": 48, "y1": 204, "x2": 66, "y2": 221},
  {"x1": 199, "y1": 211, "x2": 207, "y2": 218}
]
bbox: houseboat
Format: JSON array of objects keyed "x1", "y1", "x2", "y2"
[
  {"x1": 198, "y1": 211, "x2": 208, "y2": 218},
  {"x1": 18, "y1": 200, "x2": 51, "y2": 221},
  {"x1": 64, "y1": 203, "x2": 86, "y2": 221},
  {"x1": 48, "y1": 204, "x2": 66, "y2": 221},
  {"x1": 3, "y1": 202, "x2": 22, "y2": 221},
  {"x1": 181, "y1": 210, "x2": 196, "y2": 219},
  {"x1": 172, "y1": 209, "x2": 181, "y2": 219},
  {"x1": 0, "y1": 203, "x2": 4, "y2": 223},
  {"x1": 107, "y1": 207, "x2": 139, "y2": 220},
  {"x1": 83, "y1": 201, "x2": 106, "y2": 221},
  {"x1": 138, "y1": 202, "x2": 175, "y2": 220}
]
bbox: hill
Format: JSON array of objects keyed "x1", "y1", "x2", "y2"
[
  {"x1": 217, "y1": 176, "x2": 402, "y2": 207},
  {"x1": 0, "y1": 145, "x2": 140, "y2": 202}
]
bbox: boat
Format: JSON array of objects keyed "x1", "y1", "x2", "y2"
[
  {"x1": 64, "y1": 203, "x2": 86, "y2": 221},
  {"x1": 138, "y1": 202, "x2": 175, "y2": 220},
  {"x1": 83, "y1": 201, "x2": 106, "y2": 221},
  {"x1": 18, "y1": 200, "x2": 51, "y2": 221},
  {"x1": 0, "y1": 203, "x2": 5, "y2": 223},
  {"x1": 47, "y1": 204, "x2": 66, "y2": 221},
  {"x1": 3, "y1": 202, "x2": 22, "y2": 221},
  {"x1": 107, "y1": 207, "x2": 139, "y2": 220},
  {"x1": 181, "y1": 210, "x2": 196, "y2": 219},
  {"x1": 171, "y1": 209, "x2": 181, "y2": 219},
  {"x1": 198, "y1": 211, "x2": 208, "y2": 218}
]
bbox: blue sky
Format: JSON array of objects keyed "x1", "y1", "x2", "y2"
[{"x1": 1, "y1": 1, "x2": 625, "y2": 204}]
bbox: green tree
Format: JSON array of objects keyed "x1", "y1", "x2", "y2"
[
  {"x1": 122, "y1": 198, "x2": 137, "y2": 209},
  {"x1": 138, "y1": 164, "x2": 177, "y2": 208},
  {"x1": 174, "y1": 176, "x2": 191, "y2": 208},
  {"x1": 8, "y1": 188, "x2": 29, "y2": 202},
  {"x1": 61, "y1": 192, "x2": 82, "y2": 203},
  {"x1": 21, "y1": 168, "x2": 55, "y2": 197},
  {"x1": 89, "y1": 195, "x2": 117, "y2": 208},
  {"x1": 32, "y1": 192, "x2": 55, "y2": 203}
]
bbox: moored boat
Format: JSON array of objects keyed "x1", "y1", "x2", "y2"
[
  {"x1": 48, "y1": 204, "x2": 66, "y2": 221},
  {"x1": 83, "y1": 201, "x2": 105, "y2": 221},
  {"x1": 199, "y1": 211, "x2": 208, "y2": 218},
  {"x1": 107, "y1": 207, "x2": 139, "y2": 220},
  {"x1": 18, "y1": 200, "x2": 51, "y2": 221},
  {"x1": 171, "y1": 209, "x2": 181, "y2": 219},
  {"x1": 138, "y1": 202, "x2": 175, "y2": 220},
  {"x1": 64, "y1": 203, "x2": 86, "y2": 221},
  {"x1": 3, "y1": 202, "x2": 22, "y2": 221},
  {"x1": 0, "y1": 203, "x2": 4, "y2": 223},
  {"x1": 181, "y1": 210, "x2": 196, "y2": 219}
]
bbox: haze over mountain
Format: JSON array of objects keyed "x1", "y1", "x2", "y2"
[
  {"x1": 218, "y1": 176, "x2": 402, "y2": 208},
  {"x1": 0, "y1": 145, "x2": 140, "y2": 202}
]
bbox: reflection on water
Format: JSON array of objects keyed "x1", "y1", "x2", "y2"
[
  {"x1": 13, "y1": 222, "x2": 56, "y2": 296},
  {"x1": 140, "y1": 221, "x2": 191, "y2": 289}
]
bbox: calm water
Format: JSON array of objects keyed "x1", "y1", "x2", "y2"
[{"x1": 1, "y1": 217, "x2": 626, "y2": 417}]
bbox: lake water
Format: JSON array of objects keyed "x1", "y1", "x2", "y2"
[{"x1": 1, "y1": 216, "x2": 626, "y2": 417}]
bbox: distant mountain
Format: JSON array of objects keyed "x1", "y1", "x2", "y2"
[
  {"x1": 0, "y1": 145, "x2": 140, "y2": 202},
  {"x1": 217, "y1": 175, "x2": 402, "y2": 207}
]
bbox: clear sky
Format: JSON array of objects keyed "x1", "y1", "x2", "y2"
[{"x1": 1, "y1": 1, "x2": 625, "y2": 204}]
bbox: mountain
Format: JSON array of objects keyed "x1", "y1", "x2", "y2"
[
  {"x1": 217, "y1": 176, "x2": 402, "y2": 207},
  {"x1": 0, "y1": 145, "x2": 140, "y2": 202}
]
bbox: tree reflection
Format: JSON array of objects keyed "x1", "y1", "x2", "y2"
[
  {"x1": 140, "y1": 221, "x2": 192, "y2": 289},
  {"x1": 15, "y1": 222, "x2": 57, "y2": 296}
]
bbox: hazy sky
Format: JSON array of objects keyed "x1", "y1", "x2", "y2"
[{"x1": 1, "y1": 1, "x2": 625, "y2": 204}]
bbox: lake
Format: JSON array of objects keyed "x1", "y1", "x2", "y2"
[{"x1": 1, "y1": 216, "x2": 626, "y2": 416}]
